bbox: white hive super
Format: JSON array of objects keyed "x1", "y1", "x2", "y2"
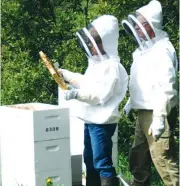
[{"x1": 0, "y1": 103, "x2": 72, "y2": 186}]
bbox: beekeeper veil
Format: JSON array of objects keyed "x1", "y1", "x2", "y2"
[
  {"x1": 76, "y1": 15, "x2": 119, "y2": 60},
  {"x1": 122, "y1": 0, "x2": 165, "y2": 50}
]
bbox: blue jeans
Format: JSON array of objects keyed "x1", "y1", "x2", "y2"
[{"x1": 83, "y1": 123, "x2": 117, "y2": 178}]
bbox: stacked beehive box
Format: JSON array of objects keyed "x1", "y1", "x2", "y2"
[{"x1": 0, "y1": 103, "x2": 72, "y2": 186}]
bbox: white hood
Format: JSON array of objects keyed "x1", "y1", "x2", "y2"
[
  {"x1": 76, "y1": 15, "x2": 119, "y2": 60},
  {"x1": 136, "y1": 0, "x2": 166, "y2": 39},
  {"x1": 122, "y1": 0, "x2": 168, "y2": 50},
  {"x1": 91, "y1": 15, "x2": 119, "y2": 57}
]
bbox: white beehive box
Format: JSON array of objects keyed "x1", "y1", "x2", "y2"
[
  {"x1": 0, "y1": 103, "x2": 72, "y2": 186},
  {"x1": 58, "y1": 88, "x2": 118, "y2": 185}
]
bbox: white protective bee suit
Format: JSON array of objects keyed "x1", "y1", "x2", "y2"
[
  {"x1": 59, "y1": 15, "x2": 128, "y2": 186},
  {"x1": 61, "y1": 15, "x2": 128, "y2": 124},
  {"x1": 122, "y1": 1, "x2": 179, "y2": 185}
]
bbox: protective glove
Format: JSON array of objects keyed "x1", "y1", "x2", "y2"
[
  {"x1": 64, "y1": 89, "x2": 79, "y2": 101},
  {"x1": 58, "y1": 68, "x2": 82, "y2": 88},
  {"x1": 67, "y1": 84, "x2": 76, "y2": 90},
  {"x1": 57, "y1": 68, "x2": 69, "y2": 83},
  {"x1": 123, "y1": 99, "x2": 132, "y2": 117},
  {"x1": 148, "y1": 116, "x2": 165, "y2": 142}
]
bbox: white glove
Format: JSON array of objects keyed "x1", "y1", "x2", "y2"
[
  {"x1": 123, "y1": 99, "x2": 132, "y2": 117},
  {"x1": 58, "y1": 69, "x2": 70, "y2": 82},
  {"x1": 58, "y1": 68, "x2": 82, "y2": 88},
  {"x1": 64, "y1": 89, "x2": 78, "y2": 101},
  {"x1": 148, "y1": 116, "x2": 165, "y2": 141}
]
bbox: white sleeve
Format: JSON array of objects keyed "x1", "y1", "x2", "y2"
[
  {"x1": 77, "y1": 66, "x2": 118, "y2": 105},
  {"x1": 60, "y1": 69, "x2": 83, "y2": 88},
  {"x1": 153, "y1": 51, "x2": 178, "y2": 117}
]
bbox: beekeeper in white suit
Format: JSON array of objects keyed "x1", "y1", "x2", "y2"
[
  {"x1": 58, "y1": 15, "x2": 128, "y2": 186},
  {"x1": 122, "y1": 0, "x2": 179, "y2": 185}
]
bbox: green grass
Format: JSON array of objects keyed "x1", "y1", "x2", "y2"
[{"x1": 116, "y1": 152, "x2": 164, "y2": 186}]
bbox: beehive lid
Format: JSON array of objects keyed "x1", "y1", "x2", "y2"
[{"x1": 5, "y1": 102, "x2": 60, "y2": 111}]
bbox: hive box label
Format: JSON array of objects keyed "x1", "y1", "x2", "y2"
[{"x1": 46, "y1": 127, "x2": 59, "y2": 132}]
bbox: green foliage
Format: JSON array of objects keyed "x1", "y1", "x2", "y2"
[{"x1": 1, "y1": 0, "x2": 86, "y2": 105}]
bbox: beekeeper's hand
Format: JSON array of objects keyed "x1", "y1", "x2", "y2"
[
  {"x1": 58, "y1": 68, "x2": 82, "y2": 88},
  {"x1": 64, "y1": 89, "x2": 78, "y2": 101},
  {"x1": 123, "y1": 99, "x2": 132, "y2": 117},
  {"x1": 57, "y1": 68, "x2": 70, "y2": 83},
  {"x1": 148, "y1": 116, "x2": 165, "y2": 142}
]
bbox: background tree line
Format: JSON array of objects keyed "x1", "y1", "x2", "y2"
[{"x1": 1, "y1": 0, "x2": 179, "y2": 185}]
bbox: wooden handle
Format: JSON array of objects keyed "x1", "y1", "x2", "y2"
[{"x1": 39, "y1": 51, "x2": 68, "y2": 90}]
